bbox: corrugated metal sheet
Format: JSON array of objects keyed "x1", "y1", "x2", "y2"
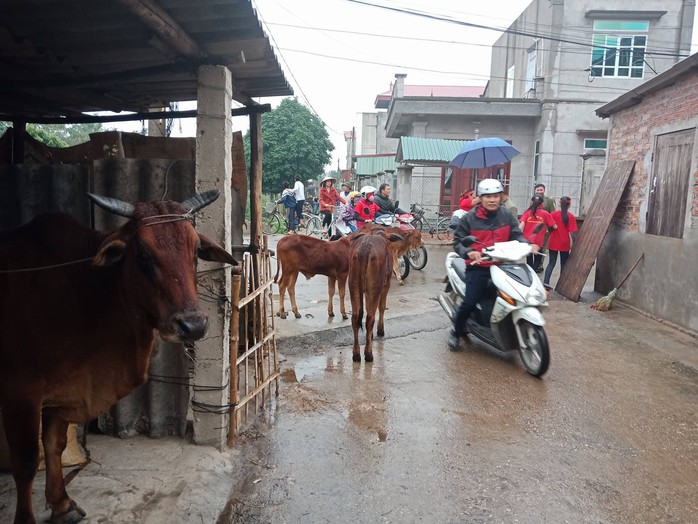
[
  {"x1": 354, "y1": 154, "x2": 397, "y2": 175},
  {"x1": 396, "y1": 137, "x2": 469, "y2": 165}
]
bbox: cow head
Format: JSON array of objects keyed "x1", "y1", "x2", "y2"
[{"x1": 88, "y1": 190, "x2": 237, "y2": 342}]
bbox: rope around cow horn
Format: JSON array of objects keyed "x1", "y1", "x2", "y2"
[
  {"x1": 87, "y1": 193, "x2": 135, "y2": 217},
  {"x1": 181, "y1": 189, "x2": 220, "y2": 214}
]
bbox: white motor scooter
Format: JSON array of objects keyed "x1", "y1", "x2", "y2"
[{"x1": 438, "y1": 237, "x2": 550, "y2": 377}]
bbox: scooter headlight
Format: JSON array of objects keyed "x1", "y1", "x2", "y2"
[{"x1": 527, "y1": 288, "x2": 547, "y2": 305}]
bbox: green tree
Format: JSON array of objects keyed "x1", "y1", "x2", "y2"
[
  {"x1": 244, "y1": 98, "x2": 333, "y2": 193},
  {"x1": 0, "y1": 122, "x2": 104, "y2": 147}
]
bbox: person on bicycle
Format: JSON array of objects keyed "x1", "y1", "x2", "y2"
[
  {"x1": 354, "y1": 186, "x2": 379, "y2": 229},
  {"x1": 374, "y1": 183, "x2": 407, "y2": 217},
  {"x1": 448, "y1": 178, "x2": 534, "y2": 350},
  {"x1": 276, "y1": 181, "x2": 298, "y2": 234},
  {"x1": 319, "y1": 175, "x2": 345, "y2": 234}
]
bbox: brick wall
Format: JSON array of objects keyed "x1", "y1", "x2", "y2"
[{"x1": 607, "y1": 69, "x2": 698, "y2": 231}]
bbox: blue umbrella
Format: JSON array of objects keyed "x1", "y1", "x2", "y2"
[{"x1": 450, "y1": 137, "x2": 521, "y2": 169}]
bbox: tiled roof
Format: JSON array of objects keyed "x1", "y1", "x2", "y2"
[{"x1": 354, "y1": 154, "x2": 397, "y2": 175}]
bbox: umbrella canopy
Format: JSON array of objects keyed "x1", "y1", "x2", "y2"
[{"x1": 450, "y1": 137, "x2": 521, "y2": 169}]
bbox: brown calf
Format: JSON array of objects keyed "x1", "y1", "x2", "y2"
[
  {"x1": 274, "y1": 235, "x2": 353, "y2": 319},
  {"x1": 363, "y1": 224, "x2": 423, "y2": 285},
  {"x1": 348, "y1": 232, "x2": 402, "y2": 362}
]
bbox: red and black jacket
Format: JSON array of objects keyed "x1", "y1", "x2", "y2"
[{"x1": 453, "y1": 204, "x2": 527, "y2": 267}]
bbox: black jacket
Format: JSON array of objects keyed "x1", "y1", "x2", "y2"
[{"x1": 374, "y1": 192, "x2": 406, "y2": 216}]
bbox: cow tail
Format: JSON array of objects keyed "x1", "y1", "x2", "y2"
[
  {"x1": 357, "y1": 273, "x2": 365, "y2": 332},
  {"x1": 274, "y1": 260, "x2": 282, "y2": 283}
]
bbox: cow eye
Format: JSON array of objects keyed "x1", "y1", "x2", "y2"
[{"x1": 136, "y1": 248, "x2": 155, "y2": 274}]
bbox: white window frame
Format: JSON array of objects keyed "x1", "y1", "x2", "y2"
[
  {"x1": 533, "y1": 140, "x2": 540, "y2": 180},
  {"x1": 506, "y1": 65, "x2": 515, "y2": 98},
  {"x1": 590, "y1": 20, "x2": 648, "y2": 79},
  {"x1": 525, "y1": 43, "x2": 537, "y2": 92}
]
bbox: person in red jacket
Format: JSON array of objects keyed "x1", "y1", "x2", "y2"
[
  {"x1": 519, "y1": 195, "x2": 556, "y2": 271},
  {"x1": 544, "y1": 196, "x2": 578, "y2": 288},
  {"x1": 449, "y1": 179, "x2": 532, "y2": 350},
  {"x1": 319, "y1": 175, "x2": 345, "y2": 234},
  {"x1": 458, "y1": 189, "x2": 480, "y2": 212},
  {"x1": 353, "y1": 185, "x2": 379, "y2": 229}
]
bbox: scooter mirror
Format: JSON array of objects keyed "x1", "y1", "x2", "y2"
[
  {"x1": 462, "y1": 235, "x2": 478, "y2": 246},
  {"x1": 394, "y1": 200, "x2": 400, "y2": 208},
  {"x1": 533, "y1": 223, "x2": 545, "y2": 234}
]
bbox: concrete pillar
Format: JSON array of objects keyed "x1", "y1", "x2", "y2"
[
  {"x1": 192, "y1": 65, "x2": 233, "y2": 448},
  {"x1": 147, "y1": 107, "x2": 166, "y2": 137},
  {"x1": 396, "y1": 164, "x2": 413, "y2": 208},
  {"x1": 394, "y1": 73, "x2": 406, "y2": 98}
]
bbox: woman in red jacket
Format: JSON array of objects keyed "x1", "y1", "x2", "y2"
[
  {"x1": 353, "y1": 185, "x2": 379, "y2": 229},
  {"x1": 319, "y1": 175, "x2": 345, "y2": 233},
  {"x1": 544, "y1": 196, "x2": 578, "y2": 287},
  {"x1": 519, "y1": 195, "x2": 556, "y2": 271},
  {"x1": 458, "y1": 189, "x2": 480, "y2": 212}
]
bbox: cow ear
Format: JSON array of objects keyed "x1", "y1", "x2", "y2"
[
  {"x1": 94, "y1": 239, "x2": 126, "y2": 267},
  {"x1": 197, "y1": 233, "x2": 238, "y2": 265},
  {"x1": 388, "y1": 234, "x2": 404, "y2": 243},
  {"x1": 350, "y1": 233, "x2": 365, "y2": 242}
]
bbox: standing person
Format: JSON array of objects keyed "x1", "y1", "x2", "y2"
[
  {"x1": 533, "y1": 183, "x2": 555, "y2": 271},
  {"x1": 448, "y1": 179, "x2": 533, "y2": 350},
  {"x1": 459, "y1": 189, "x2": 480, "y2": 212},
  {"x1": 339, "y1": 182, "x2": 352, "y2": 204},
  {"x1": 374, "y1": 183, "x2": 407, "y2": 216},
  {"x1": 544, "y1": 196, "x2": 578, "y2": 288},
  {"x1": 519, "y1": 195, "x2": 556, "y2": 270},
  {"x1": 293, "y1": 176, "x2": 306, "y2": 228},
  {"x1": 276, "y1": 181, "x2": 297, "y2": 234},
  {"x1": 319, "y1": 175, "x2": 345, "y2": 234},
  {"x1": 501, "y1": 192, "x2": 518, "y2": 218},
  {"x1": 354, "y1": 185, "x2": 379, "y2": 229}
]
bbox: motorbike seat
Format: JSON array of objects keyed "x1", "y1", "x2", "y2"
[{"x1": 452, "y1": 258, "x2": 467, "y2": 283}]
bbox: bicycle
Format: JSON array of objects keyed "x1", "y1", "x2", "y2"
[
  {"x1": 410, "y1": 203, "x2": 452, "y2": 241},
  {"x1": 263, "y1": 202, "x2": 309, "y2": 235}
]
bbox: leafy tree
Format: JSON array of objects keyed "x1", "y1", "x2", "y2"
[
  {"x1": 0, "y1": 121, "x2": 104, "y2": 147},
  {"x1": 244, "y1": 98, "x2": 333, "y2": 193}
]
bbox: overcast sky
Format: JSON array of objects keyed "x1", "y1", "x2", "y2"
[{"x1": 115, "y1": 0, "x2": 698, "y2": 172}]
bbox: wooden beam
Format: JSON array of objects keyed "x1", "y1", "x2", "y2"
[{"x1": 117, "y1": 0, "x2": 204, "y2": 58}]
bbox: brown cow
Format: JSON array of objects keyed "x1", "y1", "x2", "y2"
[
  {"x1": 348, "y1": 232, "x2": 402, "y2": 363},
  {"x1": 274, "y1": 234, "x2": 353, "y2": 320},
  {"x1": 0, "y1": 190, "x2": 236, "y2": 524},
  {"x1": 363, "y1": 224, "x2": 423, "y2": 285}
]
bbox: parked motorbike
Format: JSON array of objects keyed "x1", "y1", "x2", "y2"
[
  {"x1": 374, "y1": 208, "x2": 429, "y2": 271},
  {"x1": 437, "y1": 235, "x2": 550, "y2": 377}
]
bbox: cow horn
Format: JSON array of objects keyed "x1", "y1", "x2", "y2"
[
  {"x1": 181, "y1": 189, "x2": 220, "y2": 214},
  {"x1": 87, "y1": 193, "x2": 134, "y2": 218}
]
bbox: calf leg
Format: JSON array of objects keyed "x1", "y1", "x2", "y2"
[
  {"x1": 327, "y1": 277, "x2": 336, "y2": 317},
  {"x1": 42, "y1": 411, "x2": 86, "y2": 523},
  {"x1": 350, "y1": 288, "x2": 363, "y2": 362},
  {"x1": 276, "y1": 277, "x2": 288, "y2": 319},
  {"x1": 338, "y1": 277, "x2": 348, "y2": 320},
  {"x1": 2, "y1": 399, "x2": 41, "y2": 524},
  {"x1": 376, "y1": 286, "x2": 389, "y2": 337},
  {"x1": 364, "y1": 301, "x2": 376, "y2": 363},
  {"x1": 287, "y1": 273, "x2": 302, "y2": 318},
  {"x1": 392, "y1": 253, "x2": 404, "y2": 285}
]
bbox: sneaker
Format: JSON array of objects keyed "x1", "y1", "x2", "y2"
[{"x1": 447, "y1": 330, "x2": 460, "y2": 351}]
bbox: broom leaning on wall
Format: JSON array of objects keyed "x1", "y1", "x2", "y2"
[{"x1": 591, "y1": 253, "x2": 645, "y2": 311}]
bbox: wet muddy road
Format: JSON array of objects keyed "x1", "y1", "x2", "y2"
[{"x1": 219, "y1": 243, "x2": 698, "y2": 524}]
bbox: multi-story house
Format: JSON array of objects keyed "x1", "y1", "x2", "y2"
[{"x1": 357, "y1": 0, "x2": 695, "y2": 218}]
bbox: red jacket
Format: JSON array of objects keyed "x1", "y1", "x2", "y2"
[
  {"x1": 354, "y1": 199, "x2": 378, "y2": 228},
  {"x1": 319, "y1": 187, "x2": 344, "y2": 213}
]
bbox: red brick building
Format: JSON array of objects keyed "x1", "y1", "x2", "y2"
[{"x1": 596, "y1": 55, "x2": 698, "y2": 333}]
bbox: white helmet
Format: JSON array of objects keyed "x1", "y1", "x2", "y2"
[
  {"x1": 477, "y1": 178, "x2": 504, "y2": 196},
  {"x1": 360, "y1": 185, "x2": 377, "y2": 198}
]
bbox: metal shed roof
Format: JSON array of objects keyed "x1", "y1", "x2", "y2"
[
  {"x1": 354, "y1": 154, "x2": 397, "y2": 176},
  {"x1": 0, "y1": 0, "x2": 293, "y2": 120},
  {"x1": 396, "y1": 136, "x2": 467, "y2": 166}
]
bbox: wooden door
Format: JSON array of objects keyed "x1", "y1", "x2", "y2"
[{"x1": 647, "y1": 129, "x2": 694, "y2": 238}]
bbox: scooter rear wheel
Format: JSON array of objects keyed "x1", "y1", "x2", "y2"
[
  {"x1": 398, "y1": 254, "x2": 410, "y2": 280},
  {"x1": 518, "y1": 320, "x2": 550, "y2": 377},
  {"x1": 407, "y1": 246, "x2": 428, "y2": 270}
]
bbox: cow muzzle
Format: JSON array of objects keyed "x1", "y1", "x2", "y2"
[{"x1": 163, "y1": 309, "x2": 209, "y2": 342}]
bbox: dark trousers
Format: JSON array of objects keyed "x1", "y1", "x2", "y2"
[
  {"x1": 295, "y1": 200, "x2": 305, "y2": 223},
  {"x1": 453, "y1": 266, "x2": 491, "y2": 335},
  {"x1": 287, "y1": 208, "x2": 297, "y2": 231},
  {"x1": 321, "y1": 210, "x2": 332, "y2": 227},
  {"x1": 543, "y1": 250, "x2": 569, "y2": 285}
]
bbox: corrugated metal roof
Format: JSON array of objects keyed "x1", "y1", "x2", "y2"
[
  {"x1": 354, "y1": 154, "x2": 397, "y2": 175},
  {"x1": 396, "y1": 136, "x2": 468, "y2": 165}
]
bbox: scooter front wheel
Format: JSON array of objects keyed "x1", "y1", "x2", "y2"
[
  {"x1": 407, "y1": 246, "x2": 428, "y2": 270},
  {"x1": 518, "y1": 320, "x2": 550, "y2": 377}
]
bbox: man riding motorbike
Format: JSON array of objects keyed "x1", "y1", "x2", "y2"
[
  {"x1": 448, "y1": 179, "x2": 538, "y2": 350},
  {"x1": 374, "y1": 183, "x2": 407, "y2": 217}
]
